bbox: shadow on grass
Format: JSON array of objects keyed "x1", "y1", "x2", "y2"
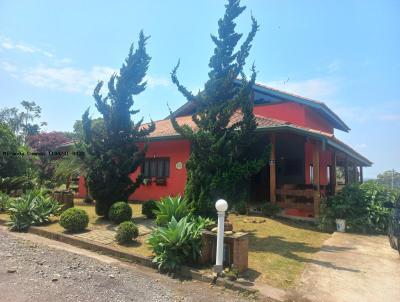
[
  {"x1": 240, "y1": 268, "x2": 262, "y2": 283},
  {"x1": 248, "y1": 233, "x2": 360, "y2": 273}
]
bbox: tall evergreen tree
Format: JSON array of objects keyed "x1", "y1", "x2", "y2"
[
  {"x1": 170, "y1": 0, "x2": 267, "y2": 216},
  {"x1": 82, "y1": 31, "x2": 155, "y2": 216}
]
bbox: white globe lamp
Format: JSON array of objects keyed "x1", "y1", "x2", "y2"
[
  {"x1": 215, "y1": 199, "x2": 228, "y2": 212},
  {"x1": 214, "y1": 199, "x2": 228, "y2": 274}
]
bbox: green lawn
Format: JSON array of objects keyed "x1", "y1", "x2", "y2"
[{"x1": 229, "y1": 213, "x2": 330, "y2": 288}]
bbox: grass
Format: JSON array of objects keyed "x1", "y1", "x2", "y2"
[
  {"x1": 229, "y1": 213, "x2": 330, "y2": 289},
  {"x1": 0, "y1": 199, "x2": 330, "y2": 289}
]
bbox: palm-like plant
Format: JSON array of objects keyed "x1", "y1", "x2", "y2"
[
  {"x1": 153, "y1": 196, "x2": 192, "y2": 226},
  {"x1": 7, "y1": 196, "x2": 34, "y2": 231},
  {"x1": 0, "y1": 192, "x2": 10, "y2": 212},
  {"x1": 7, "y1": 189, "x2": 61, "y2": 231},
  {"x1": 147, "y1": 217, "x2": 203, "y2": 271}
]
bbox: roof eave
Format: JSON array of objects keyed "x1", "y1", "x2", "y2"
[{"x1": 255, "y1": 125, "x2": 371, "y2": 166}]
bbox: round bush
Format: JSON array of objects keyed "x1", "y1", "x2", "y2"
[
  {"x1": 116, "y1": 221, "x2": 139, "y2": 244},
  {"x1": 235, "y1": 201, "x2": 247, "y2": 215},
  {"x1": 262, "y1": 202, "x2": 281, "y2": 217},
  {"x1": 108, "y1": 202, "x2": 132, "y2": 224},
  {"x1": 142, "y1": 200, "x2": 157, "y2": 219},
  {"x1": 59, "y1": 208, "x2": 89, "y2": 233}
]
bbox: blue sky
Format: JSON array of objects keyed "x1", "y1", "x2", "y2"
[{"x1": 0, "y1": 0, "x2": 399, "y2": 178}]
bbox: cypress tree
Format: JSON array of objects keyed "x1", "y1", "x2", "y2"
[
  {"x1": 82, "y1": 31, "x2": 155, "y2": 216},
  {"x1": 170, "y1": 0, "x2": 267, "y2": 216}
]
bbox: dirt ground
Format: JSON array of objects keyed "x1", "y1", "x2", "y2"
[
  {"x1": 0, "y1": 226, "x2": 262, "y2": 302},
  {"x1": 289, "y1": 232, "x2": 400, "y2": 302}
]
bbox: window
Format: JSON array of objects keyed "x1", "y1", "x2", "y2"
[
  {"x1": 327, "y1": 165, "x2": 331, "y2": 184},
  {"x1": 309, "y1": 164, "x2": 314, "y2": 184},
  {"x1": 142, "y1": 158, "x2": 170, "y2": 178}
]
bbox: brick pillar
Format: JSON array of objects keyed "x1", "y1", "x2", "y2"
[{"x1": 232, "y1": 234, "x2": 249, "y2": 272}]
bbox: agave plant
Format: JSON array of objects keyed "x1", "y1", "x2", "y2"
[
  {"x1": 0, "y1": 176, "x2": 34, "y2": 194},
  {"x1": 147, "y1": 216, "x2": 203, "y2": 272},
  {"x1": 153, "y1": 196, "x2": 192, "y2": 226},
  {"x1": 7, "y1": 189, "x2": 62, "y2": 231},
  {"x1": 0, "y1": 192, "x2": 11, "y2": 212},
  {"x1": 7, "y1": 196, "x2": 35, "y2": 231}
]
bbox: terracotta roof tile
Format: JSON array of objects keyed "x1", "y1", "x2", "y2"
[{"x1": 142, "y1": 114, "x2": 370, "y2": 165}]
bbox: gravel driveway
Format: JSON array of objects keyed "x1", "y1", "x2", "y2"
[
  {"x1": 0, "y1": 227, "x2": 256, "y2": 302},
  {"x1": 290, "y1": 232, "x2": 400, "y2": 302}
]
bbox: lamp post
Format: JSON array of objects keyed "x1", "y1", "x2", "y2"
[{"x1": 214, "y1": 199, "x2": 228, "y2": 274}]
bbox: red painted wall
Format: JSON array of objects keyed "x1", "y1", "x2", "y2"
[
  {"x1": 129, "y1": 139, "x2": 190, "y2": 201},
  {"x1": 304, "y1": 141, "x2": 333, "y2": 185},
  {"x1": 254, "y1": 103, "x2": 333, "y2": 134},
  {"x1": 254, "y1": 102, "x2": 306, "y2": 126},
  {"x1": 304, "y1": 107, "x2": 333, "y2": 133},
  {"x1": 76, "y1": 139, "x2": 190, "y2": 202},
  {"x1": 76, "y1": 176, "x2": 87, "y2": 199}
]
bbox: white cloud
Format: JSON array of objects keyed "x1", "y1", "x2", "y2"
[
  {"x1": 0, "y1": 37, "x2": 55, "y2": 58},
  {"x1": 18, "y1": 65, "x2": 170, "y2": 95},
  {"x1": 0, "y1": 61, "x2": 18, "y2": 73},
  {"x1": 21, "y1": 66, "x2": 115, "y2": 94},
  {"x1": 1, "y1": 41, "x2": 14, "y2": 50},
  {"x1": 266, "y1": 78, "x2": 338, "y2": 101},
  {"x1": 146, "y1": 76, "x2": 170, "y2": 88}
]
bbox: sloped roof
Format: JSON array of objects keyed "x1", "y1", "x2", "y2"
[
  {"x1": 143, "y1": 114, "x2": 371, "y2": 166},
  {"x1": 170, "y1": 81, "x2": 351, "y2": 132},
  {"x1": 145, "y1": 112, "x2": 288, "y2": 139}
]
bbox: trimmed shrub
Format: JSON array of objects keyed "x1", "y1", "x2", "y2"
[
  {"x1": 142, "y1": 200, "x2": 157, "y2": 219},
  {"x1": 235, "y1": 201, "x2": 247, "y2": 215},
  {"x1": 262, "y1": 202, "x2": 280, "y2": 217},
  {"x1": 154, "y1": 196, "x2": 191, "y2": 226},
  {"x1": 116, "y1": 221, "x2": 139, "y2": 244},
  {"x1": 108, "y1": 201, "x2": 132, "y2": 224},
  {"x1": 59, "y1": 208, "x2": 89, "y2": 233}
]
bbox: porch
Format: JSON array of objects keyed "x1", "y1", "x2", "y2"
[{"x1": 250, "y1": 131, "x2": 371, "y2": 220}]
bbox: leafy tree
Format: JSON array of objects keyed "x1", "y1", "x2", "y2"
[
  {"x1": 27, "y1": 131, "x2": 71, "y2": 182},
  {"x1": 169, "y1": 0, "x2": 267, "y2": 216},
  {"x1": 82, "y1": 31, "x2": 155, "y2": 217},
  {"x1": 376, "y1": 170, "x2": 400, "y2": 189},
  {"x1": 0, "y1": 101, "x2": 47, "y2": 143},
  {"x1": 0, "y1": 123, "x2": 32, "y2": 177}
]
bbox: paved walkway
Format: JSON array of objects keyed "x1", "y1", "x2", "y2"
[
  {"x1": 74, "y1": 218, "x2": 156, "y2": 245},
  {"x1": 290, "y1": 232, "x2": 400, "y2": 302}
]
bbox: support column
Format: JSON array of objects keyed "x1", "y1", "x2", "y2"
[
  {"x1": 313, "y1": 141, "x2": 321, "y2": 218},
  {"x1": 269, "y1": 134, "x2": 276, "y2": 204},
  {"x1": 360, "y1": 166, "x2": 363, "y2": 184},
  {"x1": 344, "y1": 158, "x2": 349, "y2": 185},
  {"x1": 331, "y1": 151, "x2": 337, "y2": 195}
]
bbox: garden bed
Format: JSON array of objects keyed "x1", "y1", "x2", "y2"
[
  {"x1": 0, "y1": 200, "x2": 330, "y2": 290},
  {"x1": 35, "y1": 201, "x2": 153, "y2": 258}
]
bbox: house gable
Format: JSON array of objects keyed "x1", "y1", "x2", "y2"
[{"x1": 171, "y1": 81, "x2": 349, "y2": 134}]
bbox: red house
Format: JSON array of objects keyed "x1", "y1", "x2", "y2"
[{"x1": 77, "y1": 82, "x2": 372, "y2": 220}]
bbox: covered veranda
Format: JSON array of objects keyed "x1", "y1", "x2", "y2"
[{"x1": 250, "y1": 126, "x2": 372, "y2": 220}]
